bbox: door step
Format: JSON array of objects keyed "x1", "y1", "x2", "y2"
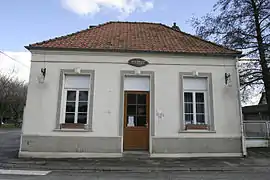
[{"x1": 123, "y1": 151, "x2": 150, "y2": 159}]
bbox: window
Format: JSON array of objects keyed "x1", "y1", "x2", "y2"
[
  {"x1": 183, "y1": 77, "x2": 208, "y2": 125},
  {"x1": 126, "y1": 93, "x2": 148, "y2": 127},
  {"x1": 184, "y1": 92, "x2": 206, "y2": 124},
  {"x1": 62, "y1": 75, "x2": 91, "y2": 126}
]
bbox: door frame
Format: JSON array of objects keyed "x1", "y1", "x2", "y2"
[
  {"x1": 119, "y1": 71, "x2": 155, "y2": 153},
  {"x1": 123, "y1": 91, "x2": 150, "y2": 151}
]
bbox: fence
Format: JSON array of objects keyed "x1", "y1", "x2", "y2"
[{"x1": 243, "y1": 120, "x2": 270, "y2": 139}]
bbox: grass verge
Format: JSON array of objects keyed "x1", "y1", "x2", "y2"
[{"x1": 0, "y1": 123, "x2": 17, "y2": 129}]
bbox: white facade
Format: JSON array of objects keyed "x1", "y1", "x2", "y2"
[{"x1": 20, "y1": 50, "x2": 244, "y2": 158}]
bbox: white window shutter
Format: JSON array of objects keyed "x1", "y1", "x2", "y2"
[
  {"x1": 124, "y1": 77, "x2": 150, "y2": 91},
  {"x1": 183, "y1": 77, "x2": 207, "y2": 91},
  {"x1": 65, "y1": 75, "x2": 90, "y2": 89}
]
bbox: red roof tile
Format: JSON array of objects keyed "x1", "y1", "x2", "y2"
[{"x1": 26, "y1": 21, "x2": 241, "y2": 56}]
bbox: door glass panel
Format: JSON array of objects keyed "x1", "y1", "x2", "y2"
[
  {"x1": 127, "y1": 105, "x2": 136, "y2": 115},
  {"x1": 137, "y1": 116, "x2": 146, "y2": 126},
  {"x1": 127, "y1": 94, "x2": 136, "y2": 104},
  {"x1": 127, "y1": 116, "x2": 136, "y2": 127},
  {"x1": 137, "y1": 94, "x2": 146, "y2": 104},
  {"x1": 65, "y1": 113, "x2": 75, "y2": 123},
  {"x1": 126, "y1": 92, "x2": 148, "y2": 128},
  {"x1": 137, "y1": 105, "x2": 146, "y2": 115}
]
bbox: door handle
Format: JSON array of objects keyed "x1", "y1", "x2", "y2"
[{"x1": 145, "y1": 122, "x2": 148, "y2": 128}]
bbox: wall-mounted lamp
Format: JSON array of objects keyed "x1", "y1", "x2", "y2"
[
  {"x1": 225, "y1": 72, "x2": 232, "y2": 87},
  {"x1": 38, "y1": 68, "x2": 46, "y2": 84},
  {"x1": 41, "y1": 68, "x2": 46, "y2": 77}
]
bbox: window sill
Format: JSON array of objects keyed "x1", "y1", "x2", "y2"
[
  {"x1": 53, "y1": 129, "x2": 90, "y2": 132},
  {"x1": 60, "y1": 123, "x2": 85, "y2": 129},
  {"x1": 179, "y1": 124, "x2": 216, "y2": 133},
  {"x1": 179, "y1": 130, "x2": 216, "y2": 133},
  {"x1": 185, "y1": 124, "x2": 208, "y2": 130},
  {"x1": 54, "y1": 123, "x2": 92, "y2": 132}
]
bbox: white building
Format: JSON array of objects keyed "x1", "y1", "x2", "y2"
[{"x1": 20, "y1": 22, "x2": 245, "y2": 158}]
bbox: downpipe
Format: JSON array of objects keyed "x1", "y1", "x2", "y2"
[{"x1": 235, "y1": 58, "x2": 247, "y2": 157}]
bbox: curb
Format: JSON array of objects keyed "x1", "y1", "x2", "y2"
[{"x1": 1, "y1": 163, "x2": 270, "y2": 173}]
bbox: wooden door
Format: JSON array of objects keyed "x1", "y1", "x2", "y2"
[{"x1": 123, "y1": 91, "x2": 149, "y2": 151}]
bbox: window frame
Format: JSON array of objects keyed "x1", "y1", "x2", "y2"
[
  {"x1": 63, "y1": 89, "x2": 90, "y2": 124},
  {"x1": 183, "y1": 91, "x2": 207, "y2": 125},
  {"x1": 55, "y1": 69, "x2": 95, "y2": 131},
  {"x1": 179, "y1": 72, "x2": 214, "y2": 132}
]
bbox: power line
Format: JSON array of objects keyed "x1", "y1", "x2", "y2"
[{"x1": 0, "y1": 50, "x2": 30, "y2": 69}]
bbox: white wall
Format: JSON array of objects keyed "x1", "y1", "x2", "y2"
[{"x1": 22, "y1": 51, "x2": 241, "y2": 139}]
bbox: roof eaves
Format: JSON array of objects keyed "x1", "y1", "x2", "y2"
[{"x1": 25, "y1": 46, "x2": 241, "y2": 57}]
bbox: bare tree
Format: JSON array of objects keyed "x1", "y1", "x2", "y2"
[
  {"x1": 238, "y1": 60, "x2": 264, "y2": 103},
  {"x1": 0, "y1": 72, "x2": 27, "y2": 127},
  {"x1": 0, "y1": 73, "x2": 13, "y2": 126},
  {"x1": 192, "y1": 0, "x2": 270, "y2": 115},
  {"x1": 8, "y1": 80, "x2": 27, "y2": 126}
]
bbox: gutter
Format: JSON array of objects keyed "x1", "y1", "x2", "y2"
[
  {"x1": 25, "y1": 46, "x2": 241, "y2": 58},
  {"x1": 235, "y1": 57, "x2": 247, "y2": 157}
]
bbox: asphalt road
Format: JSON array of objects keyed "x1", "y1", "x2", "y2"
[
  {"x1": 1, "y1": 171, "x2": 270, "y2": 180},
  {"x1": 0, "y1": 129, "x2": 20, "y2": 162}
]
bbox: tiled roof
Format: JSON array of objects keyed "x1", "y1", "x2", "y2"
[{"x1": 26, "y1": 21, "x2": 241, "y2": 56}]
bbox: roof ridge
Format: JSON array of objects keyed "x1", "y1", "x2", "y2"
[
  {"x1": 160, "y1": 24, "x2": 241, "y2": 54},
  {"x1": 106, "y1": 21, "x2": 164, "y2": 25}
]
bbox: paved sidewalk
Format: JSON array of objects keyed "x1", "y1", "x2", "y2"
[
  {"x1": 1, "y1": 153, "x2": 270, "y2": 173},
  {"x1": 1, "y1": 129, "x2": 270, "y2": 173}
]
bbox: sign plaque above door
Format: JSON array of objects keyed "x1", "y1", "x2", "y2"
[{"x1": 128, "y1": 58, "x2": 149, "y2": 67}]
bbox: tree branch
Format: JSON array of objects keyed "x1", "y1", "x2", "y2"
[
  {"x1": 261, "y1": 22, "x2": 270, "y2": 33},
  {"x1": 259, "y1": 14, "x2": 270, "y2": 25},
  {"x1": 241, "y1": 77, "x2": 263, "y2": 86}
]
